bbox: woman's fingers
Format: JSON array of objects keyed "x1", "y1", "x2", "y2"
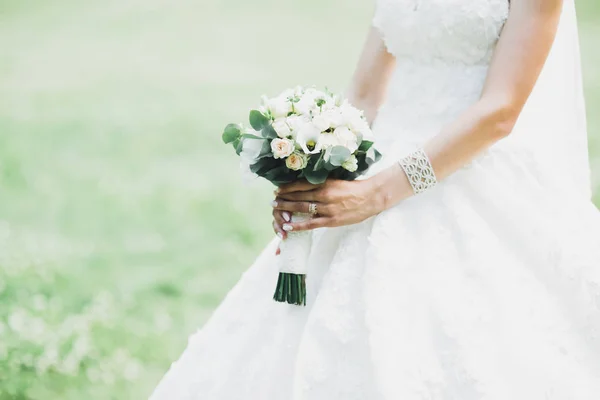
[
  {"x1": 273, "y1": 199, "x2": 310, "y2": 214},
  {"x1": 272, "y1": 220, "x2": 284, "y2": 239},
  {"x1": 282, "y1": 217, "x2": 332, "y2": 232},
  {"x1": 276, "y1": 190, "x2": 319, "y2": 202},
  {"x1": 276, "y1": 180, "x2": 323, "y2": 195},
  {"x1": 273, "y1": 200, "x2": 331, "y2": 216},
  {"x1": 273, "y1": 209, "x2": 291, "y2": 238}
]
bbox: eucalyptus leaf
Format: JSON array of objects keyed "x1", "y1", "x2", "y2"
[
  {"x1": 304, "y1": 168, "x2": 329, "y2": 185},
  {"x1": 261, "y1": 124, "x2": 278, "y2": 139},
  {"x1": 234, "y1": 139, "x2": 244, "y2": 155},
  {"x1": 249, "y1": 110, "x2": 269, "y2": 131},
  {"x1": 257, "y1": 140, "x2": 273, "y2": 159},
  {"x1": 241, "y1": 133, "x2": 264, "y2": 140},
  {"x1": 313, "y1": 152, "x2": 326, "y2": 171},
  {"x1": 222, "y1": 123, "x2": 241, "y2": 144},
  {"x1": 324, "y1": 161, "x2": 338, "y2": 171},
  {"x1": 328, "y1": 146, "x2": 352, "y2": 167},
  {"x1": 250, "y1": 157, "x2": 278, "y2": 175}
]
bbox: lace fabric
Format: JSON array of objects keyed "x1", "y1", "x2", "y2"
[{"x1": 149, "y1": 1, "x2": 600, "y2": 398}]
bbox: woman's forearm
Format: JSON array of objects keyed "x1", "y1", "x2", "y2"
[{"x1": 368, "y1": 98, "x2": 517, "y2": 212}]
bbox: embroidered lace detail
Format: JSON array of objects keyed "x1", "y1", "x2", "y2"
[
  {"x1": 399, "y1": 148, "x2": 438, "y2": 194},
  {"x1": 373, "y1": 0, "x2": 509, "y2": 65}
]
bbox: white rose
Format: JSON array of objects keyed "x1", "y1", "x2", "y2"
[
  {"x1": 272, "y1": 118, "x2": 291, "y2": 138},
  {"x1": 296, "y1": 123, "x2": 321, "y2": 154},
  {"x1": 240, "y1": 136, "x2": 264, "y2": 163},
  {"x1": 342, "y1": 155, "x2": 359, "y2": 172},
  {"x1": 333, "y1": 126, "x2": 359, "y2": 153},
  {"x1": 285, "y1": 152, "x2": 308, "y2": 171},
  {"x1": 270, "y1": 138, "x2": 295, "y2": 159}
]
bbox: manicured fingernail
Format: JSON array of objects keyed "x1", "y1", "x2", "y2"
[
  {"x1": 276, "y1": 232, "x2": 283, "y2": 240},
  {"x1": 283, "y1": 212, "x2": 291, "y2": 222},
  {"x1": 274, "y1": 188, "x2": 280, "y2": 194},
  {"x1": 282, "y1": 224, "x2": 293, "y2": 232},
  {"x1": 271, "y1": 201, "x2": 277, "y2": 207}
]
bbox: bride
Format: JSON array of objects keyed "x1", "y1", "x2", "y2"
[{"x1": 151, "y1": 0, "x2": 600, "y2": 398}]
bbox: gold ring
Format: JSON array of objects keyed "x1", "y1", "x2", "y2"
[{"x1": 308, "y1": 202, "x2": 318, "y2": 216}]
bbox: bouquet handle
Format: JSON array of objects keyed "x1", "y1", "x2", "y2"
[{"x1": 273, "y1": 213, "x2": 312, "y2": 306}]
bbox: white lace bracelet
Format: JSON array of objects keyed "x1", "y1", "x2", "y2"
[{"x1": 399, "y1": 148, "x2": 438, "y2": 194}]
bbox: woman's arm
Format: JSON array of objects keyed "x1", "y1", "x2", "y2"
[
  {"x1": 346, "y1": 26, "x2": 396, "y2": 124},
  {"x1": 274, "y1": 0, "x2": 564, "y2": 232},
  {"x1": 272, "y1": 25, "x2": 396, "y2": 239}
]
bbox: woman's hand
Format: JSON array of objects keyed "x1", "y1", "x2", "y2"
[
  {"x1": 271, "y1": 165, "x2": 413, "y2": 256},
  {"x1": 272, "y1": 177, "x2": 385, "y2": 233}
]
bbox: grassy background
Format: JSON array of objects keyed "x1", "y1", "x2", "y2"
[{"x1": 0, "y1": 0, "x2": 598, "y2": 398}]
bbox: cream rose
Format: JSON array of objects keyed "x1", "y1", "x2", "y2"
[
  {"x1": 285, "y1": 152, "x2": 309, "y2": 171},
  {"x1": 271, "y1": 138, "x2": 295, "y2": 159},
  {"x1": 272, "y1": 118, "x2": 291, "y2": 138},
  {"x1": 342, "y1": 154, "x2": 359, "y2": 172}
]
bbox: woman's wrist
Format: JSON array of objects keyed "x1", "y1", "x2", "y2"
[{"x1": 367, "y1": 164, "x2": 414, "y2": 214}]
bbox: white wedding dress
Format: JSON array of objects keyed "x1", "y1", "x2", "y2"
[{"x1": 151, "y1": 0, "x2": 600, "y2": 398}]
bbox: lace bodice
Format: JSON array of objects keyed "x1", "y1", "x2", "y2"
[{"x1": 373, "y1": 0, "x2": 509, "y2": 65}]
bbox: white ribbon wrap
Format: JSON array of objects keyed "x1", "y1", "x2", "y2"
[{"x1": 277, "y1": 212, "x2": 312, "y2": 274}]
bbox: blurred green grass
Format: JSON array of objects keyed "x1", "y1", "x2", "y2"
[{"x1": 0, "y1": 0, "x2": 598, "y2": 398}]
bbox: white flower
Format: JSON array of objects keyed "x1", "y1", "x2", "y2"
[
  {"x1": 317, "y1": 132, "x2": 341, "y2": 149},
  {"x1": 271, "y1": 138, "x2": 295, "y2": 159},
  {"x1": 296, "y1": 123, "x2": 322, "y2": 154},
  {"x1": 285, "y1": 115, "x2": 308, "y2": 139},
  {"x1": 312, "y1": 114, "x2": 330, "y2": 132},
  {"x1": 294, "y1": 95, "x2": 317, "y2": 115},
  {"x1": 333, "y1": 126, "x2": 359, "y2": 153},
  {"x1": 342, "y1": 155, "x2": 359, "y2": 172},
  {"x1": 321, "y1": 109, "x2": 344, "y2": 129},
  {"x1": 267, "y1": 96, "x2": 292, "y2": 118},
  {"x1": 285, "y1": 152, "x2": 308, "y2": 171},
  {"x1": 240, "y1": 136, "x2": 264, "y2": 163},
  {"x1": 272, "y1": 118, "x2": 291, "y2": 138}
]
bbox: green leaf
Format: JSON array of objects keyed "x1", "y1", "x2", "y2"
[
  {"x1": 241, "y1": 133, "x2": 263, "y2": 140},
  {"x1": 358, "y1": 140, "x2": 374, "y2": 152},
  {"x1": 366, "y1": 148, "x2": 382, "y2": 165},
  {"x1": 249, "y1": 110, "x2": 269, "y2": 130},
  {"x1": 324, "y1": 161, "x2": 338, "y2": 171},
  {"x1": 222, "y1": 123, "x2": 241, "y2": 144},
  {"x1": 261, "y1": 124, "x2": 278, "y2": 139},
  {"x1": 328, "y1": 146, "x2": 351, "y2": 167},
  {"x1": 250, "y1": 157, "x2": 277, "y2": 175},
  {"x1": 257, "y1": 139, "x2": 273, "y2": 159},
  {"x1": 233, "y1": 138, "x2": 244, "y2": 155},
  {"x1": 304, "y1": 168, "x2": 329, "y2": 185},
  {"x1": 313, "y1": 152, "x2": 326, "y2": 171}
]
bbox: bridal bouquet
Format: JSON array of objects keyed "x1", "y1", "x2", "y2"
[{"x1": 222, "y1": 86, "x2": 381, "y2": 306}]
